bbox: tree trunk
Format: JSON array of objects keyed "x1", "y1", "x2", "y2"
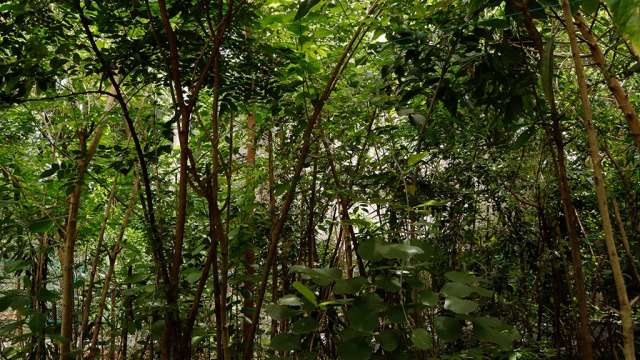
[
  {"x1": 242, "y1": 111, "x2": 257, "y2": 356},
  {"x1": 612, "y1": 199, "x2": 640, "y2": 288},
  {"x1": 561, "y1": 1, "x2": 636, "y2": 357},
  {"x1": 86, "y1": 181, "x2": 138, "y2": 359},
  {"x1": 78, "y1": 178, "x2": 118, "y2": 356},
  {"x1": 60, "y1": 126, "x2": 104, "y2": 360},
  {"x1": 574, "y1": 12, "x2": 640, "y2": 152},
  {"x1": 517, "y1": 7, "x2": 594, "y2": 357}
]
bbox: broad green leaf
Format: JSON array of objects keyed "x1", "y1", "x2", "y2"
[
  {"x1": 379, "y1": 244, "x2": 424, "y2": 260},
  {"x1": 607, "y1": 0, "x2": 640, "y2": 53},
  {"x1": 441, "y1": 282, "x2": 473, "y2": 298},
  {"x1": 444, "y1": 296, "x2": 479, "y2": 314},
  {"x1": 374, "y1": 276, "x2": 402, "y2": 292},
  {"x1": 347, "y1": 304, "x2": 379, "y2": 333},
  {"x1": 337, "y1": 337, "x2": 371, "y2": 360},
  {"x1": 293, "y1": 281, "x2": 317, "y2": 306},
  {"x1": 407, "y1": 151, "x2": 429, "y2": 166},
  {"x1": 294, "y1": 0, "x2": 322, "y2": 21},
  {"x1": 291, "y1": 317, "x2": 318, "y2": 334},
  {"x1": 279, "y1": 294, "x2": 303, "y2": 306},
  {"x1": 125, "y1": 273, "x2": 147, "y2": 284},
  {"x1": 270, "y1": 333, "x2": 301, "y2": 351},
  {"x1": 29, "y1": 218, "x2": 54, "y2": 233},
  {"x1": 150, "y1": 320, "x2": 165, "y2": 338},
  {"x1": 377, "y1": 330, "x2": 399, "y2": 352},
  {"x1": 582, "y1": 0, "x2": 599, "y2": 14},
  {"x1": 411, "y1": 328, "x2": 432, "y2": 350},
  {"x1": 444, "y1": 271, "x2": 476, "y2": 284},
  {"x1": 436, "y1": 316, "x2": 463, "y2": 342},
  {"x1": 265, "y1": 304, "x2": 300, "y2": 320},
  {"x1": 473, "y1": 316, "x2": 520, "y2": 349},
  {"x1": 183, "y1": 268, "x2": 202, "y2": 283},
  {"x1": 334, "y1": 277, "x2": 367, "y2": 295},
  {"x1": 418, "y1": 290, "x2": 438, "y2": 306},
  {"x1": 414, "y1": 199, "x2": 448, "y2": 208},
  {"x1": 541, "y1": 35, "x2": 555, "y2": 105}
]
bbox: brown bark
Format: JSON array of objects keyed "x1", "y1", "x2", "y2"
[{"x1": 561, "y1": 1, "x2": 636, "y2": 357}]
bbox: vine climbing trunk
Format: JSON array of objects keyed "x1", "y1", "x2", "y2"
[{"x1": 561, "y1": 1, "x2": 636, "y2": 357}]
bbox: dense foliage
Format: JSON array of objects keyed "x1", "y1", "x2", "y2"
[{"x1": 1, "y1": 0, "x2": 640, "y2": 359}]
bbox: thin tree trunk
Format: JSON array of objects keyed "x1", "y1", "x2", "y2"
[
  {"x1": 574, "y1": 12, "x2": 640, "y2": 152},
  {"x1": 517, "y1": 7, "x2": 594, "y2": 357},
  {"x1": 267, "y1": 129, "x2": 279, "y2": 338},
  {"x1": 612, "y1": 199, "x2": 640, "y2": 288},
  {"x1": 120, "y1": 265, "x2": 133, "y2": 360},
  {"x1": 305, "y1": 156, "x2": 318, "y2": 267},
  {"x1": 242, "y1": 111, "x2": 257, "y2": 354},
  {"x1": 86, "y1": 181, "x2": 139, "y2": 359},
  {"x1": 78, "y1": 178, "x2": 118, "y2": 356},
  {"x1": 60, "y1": 126, "x2": 104, "y2": 360},
  {"x1": 561, "y1": 1, "x2": 636, "y2": 357}
]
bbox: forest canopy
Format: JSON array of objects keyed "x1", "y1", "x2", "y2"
[{"x1": 1, "y1": 0, "x2": 640, "y2": 359}]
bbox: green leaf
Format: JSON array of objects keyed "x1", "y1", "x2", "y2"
[
  {"x1": 334, "y1": 277, "x2": 367, "y2": 295},
  {"x1": 607, "y1": 0, "x2": 640, "y2": 54},
  {"x1": 473, "y1": 316, "x2": 520, "y2": 349},
  {"x1": 582, "y1": 0, "x2": 599, "y2": 14},
  {"x1": 278, "y1": 294, "x2": 303, "y2": 306},
  {"x1": 347, "y1": 304, "x2": 379, "y2": 333},
  {"x1": 150, "y1": 320, "x2": 165, "y2": 339},
  {"x1": 418, "y1": 290, "x2": 438, "y2": 306},
  {"x1": 376, "y1": 330, "x2": 399, "y2": 352},
  {"x1": 29, "y1": 218, "x2": 54, "y2": 233},
  {"x1": 125, "y1": 273, "x2": 147, "y2": 284},
  {"x1": 444, "y1": 271, "x2": 476, "y2": 284},
  {"x1": 270, "y1": 333, "x2": 301, "y2": 351},
  {"x1": 541, "y1": 35, "x2": 555, "y2": 105},
  {"x1": 291, "y1": 317, "x2": 318, "y2": 334},
  {"x1": 444, "y1": 296, "x2": 479, "y2": 314},
  {"x1": 441, "y1": 282, "x2": 473, "y2": 298},
  {"x1": 411, "y1": 328, "x2": 432, "y2": 350},
  {"x1": 379, "y1": 244, "x2": 424, "y2": 260},
  {"x1": 407, "y1": 151, "x2": 429, "y2": 166},
  {"x1": 184, "y1": 268, "x2": 203, "y2": 284},
  {"x1": 294, "y1": 0, "x2": 322, "y2": 21},
  {"x1": 374, "y1": 276, "x2": 402, "y2": 292},
  {"x1": 290, "y1": 265, "x2": 342, "y2": 286},
  {"x1": 436, "y1": 316, "x2": 463, "y2": 342},
  {"x1": 414, "y1": 199, "x2": 448, "y2": 208},
  {"x1": 337, "y1": 337, "x2": 371, "y2": 360},
  {"x1": 293, "y1": 281, "x2": 317, "y2": 306},
  {"x1": 265, "y1": 304, "x2": 300, "y2": 320},
  {"x1": 40, "y1": 163, "x2": 59, "y2": 178}
]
